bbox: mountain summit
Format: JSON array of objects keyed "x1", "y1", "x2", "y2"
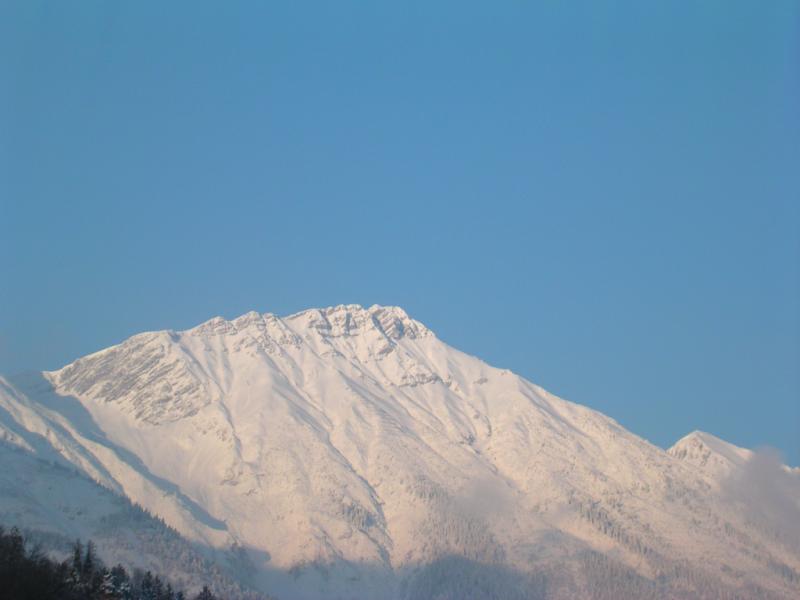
[{"x1": 1, "y1": 306, "x2": 798, "y2": 599}]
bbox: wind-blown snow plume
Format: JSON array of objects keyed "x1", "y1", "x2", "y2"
[{"x1": 722, "y1": 447, "x2": 800, "y2": 551}]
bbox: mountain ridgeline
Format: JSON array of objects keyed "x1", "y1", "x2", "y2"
[{"x1": 0, "y1": 304, "x2": 798, "y2": 599}]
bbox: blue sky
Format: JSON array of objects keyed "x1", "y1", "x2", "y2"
[{"x1": 1, "y1": 2, "x2": 798, "y2": 463}]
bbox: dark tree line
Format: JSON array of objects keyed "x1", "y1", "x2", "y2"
[{"x1": 0, "y1": 526, "x2": 219, "y2": 600}]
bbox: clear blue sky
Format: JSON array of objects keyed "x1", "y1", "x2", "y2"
[{"x1": 1, "y1": 2, "x2": 798, "y2": 463}]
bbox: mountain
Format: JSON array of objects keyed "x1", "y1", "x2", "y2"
[{"x1": 0, "y1": 304, "x2": 797, "y2": 599}]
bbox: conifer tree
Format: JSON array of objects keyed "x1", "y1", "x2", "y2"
[
  {"x1": 193, "y1": 584, "x2": 217, "y2": 600},
  {"x1": 141, "y1": 570, "x2": 157, "y2": 600},
  {"x1": 70, "y1": 539, "x2": 84, "y2": 589}
]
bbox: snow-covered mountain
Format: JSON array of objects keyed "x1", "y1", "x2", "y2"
[{"x1": 1, "y1": 304, "x2": 797, "y2": 599}]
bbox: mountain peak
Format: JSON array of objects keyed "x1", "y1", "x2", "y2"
[
  {"x1": 668, "y1": 430, "x2": 752, "y2": 476},
  {"x1": 285, "y1": 303, "x2": 431, "y2": 340},
  {"x1": 185, "y1": 304, "x2": 431, "y2": 342}
]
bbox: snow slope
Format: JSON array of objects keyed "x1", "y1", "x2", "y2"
[
  {"x1": 0, "y1": 377, "x2": 266, "y2": 599},
  {"x1": 1, "y1": 305, "x2": 798, "y2": 599}
]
